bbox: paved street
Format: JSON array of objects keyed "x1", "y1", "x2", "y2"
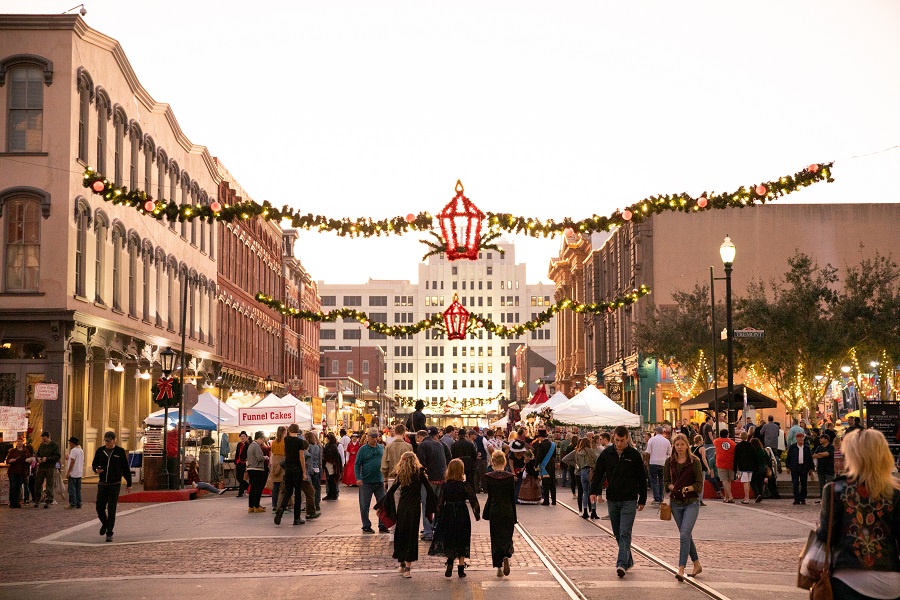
[{"x1": 0, "y1": 481, "x2": 818, "y2": 599}]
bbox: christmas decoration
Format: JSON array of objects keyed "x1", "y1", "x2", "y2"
[
  {"x1": 255, "y1": 284, "x2": 650, "y2": 338},
  {"x1": 152, "y1": 376, "x2": 181, "y2": 409},
  {"x1": 443, "y1": 293, "x2": 470, "y2": 340},
  {"x1": 438, "y1": 180, "x2": 484, "y2": 260},
  {"x1": 82, "y1": 162, "x2": 834, "y2": 238}
]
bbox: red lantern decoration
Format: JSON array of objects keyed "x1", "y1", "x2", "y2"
[
  {"x1": 442, "y1": 293, "x2": 470, "y2": 341},
  {"x1": 438, "y1": 180, "x2": 485, "y2": 261},
  {"x1": 91, "y1": 180, "x2": 105, "y2": 193},
  {"x1": 697, "y1": 196, "x2": 708, "y2": 208}
]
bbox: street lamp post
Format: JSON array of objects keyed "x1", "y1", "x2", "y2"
[
  {"x1": 159, "y1": 347, "x2": 175, "y2": 490},
  {"x1": 719, "y1": 235, "x2": 736, "y2": 437},
  {"x1": 265, "y1": 375, "x2": 274, "y2": 394}
]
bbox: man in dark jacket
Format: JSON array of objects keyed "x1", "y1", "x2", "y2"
[
  {"x1": 406, "y1": 400, "x2": 427, "y2": 451},
  {"x1": 786, "y1": 431, "x2": 813, "y2": 504},
  {"x1": 532, "y1": 429, "x2": 557, "y2": 506},
  {"x1": 451, "y1": 429, "x2": 479, "y2": 491},
  {"x1": 34, "y1": 431, "x2": 61, "y2": 508},
  {"x1": 590, "y1": 425, "x2": 646, "y2": 578},
  {"x1": 234, "y1": 431, "x2": 250, "y2": 497},
  {"x1": 416, "y1": 426, "x2": 448, "y2": 541},
  {"x1": 733, "y1": 431, "x2": 757, "y2": 503},
  {"x1": 92, "y1": 431, "x2": 132, "y2": 542},
  {"x1": 275, "y1": 424, "x2": 318, "y2": 526}
]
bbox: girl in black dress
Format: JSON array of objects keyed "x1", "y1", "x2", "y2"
[
  {"x1": 380, "y1": 451, "x2": 436, "y2": 578},
  {"x1": 429, "y1": 458, "x2": 481, "y2": 578},
  {"x1": 483, "y1": 450, "x2": 517, "y2": 577}
]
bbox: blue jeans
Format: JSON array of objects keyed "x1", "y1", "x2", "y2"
[
  {"x1": 607, "y1": 500, "x2": 637, "y2": 569},
  {"x1": 561, "y1": 464, "x2": 570, "y2": 487},
  {"x1": 358, "y1": 481, "x2": 386, "y2": 529},
  {"x1": 670, "y1": 500, "x2": 700, "y2": 567},
  {"x1": 649, "y1": 464, "x2": 664, "y2": 502},
  {"x1": 580, "y1": 468, "x2": 595, "y2": 513},
  {"x1": 422, "y1": 482, "x2": 442, "y2": 536},
  {"x1": 68, "y1": 477, "x2": 82, "y2": 507}
]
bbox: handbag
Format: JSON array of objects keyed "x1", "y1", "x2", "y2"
[
  {"x1": 797, "y1": 486, "x2": 834, "y2": 599},
  {"x1": 659, "y1": 499, "x2": 672, "y2": 521}
]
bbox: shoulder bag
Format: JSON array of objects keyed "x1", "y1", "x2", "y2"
[{"x1": 797, "y1": 485, "x2": 833, "y2": 599}]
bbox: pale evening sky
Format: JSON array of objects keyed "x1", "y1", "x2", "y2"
[{"x1": 4, "y1": 0, "x2": 900, "y2": 284}]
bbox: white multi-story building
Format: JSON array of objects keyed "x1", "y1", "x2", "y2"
[{"x1": 318, "y1": 241, "x2": 555, "y2": 410}]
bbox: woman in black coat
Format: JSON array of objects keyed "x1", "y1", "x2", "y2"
[
  {"x1": 429, "y1": 458, "x2": 481, "y2": 578},
  {"x1": 379, "y1": 451, "x2": 435, "y2": 578},
  {"x1": 483, "y1": 449, "x2": 517, "y2": 577},
  {"x1": 322, "y1": 433, "x2": 343, "y2": 500}
]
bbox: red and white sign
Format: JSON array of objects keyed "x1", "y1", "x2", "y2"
[
  {"x1": 33, "y1": 383, "x2": 59, "y2": 401},
  {"x1": 238, "y1": 406, "x2": 296, "y2": 426}
]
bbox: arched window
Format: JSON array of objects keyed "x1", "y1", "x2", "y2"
[
  {"x1": 156, "y1": 148, "x2": 167, "y2": 201},
  {"x1": 168, "y1": 160, "x2": 179, "y2": 232},
  {"x1": 166, "y1": 257, "x2": 177, "y2": 330},
  {"x1": 180, "y1": 173, "x2": 190, "y2": 239},
  {"x1": 142, "y1": 240, "x2": 153, "y2": 322},
  {"x1": 143, "y1": 135, "x2": 155, "y2": 194},
  {"x1": 127, "y1": 232, "x2": 140, "y2": 317},
  {"x1": 112, "y1": 105, "x2": 127, "y2": 186},
  {"x1": 177, "y1": 264, "x2": 188, "y2": 335},
  {"x1": 76, "y1": 68, "x2": 93, "y2": 162},
  {"x1": 128, "y1": 121, "x2": 142, "y2": 190},
  {"x1": 189, "y1": 269, "x2": 198, "y2": 338},
  {"x1": 199, "y1": 190, "x2": 207, "y2": 253},
  {"x1": 154, "y1": 248, "x2": 165, "y2": 326},
  {"x1": 95, "y1": 87, "x2": 110, "y2": 174},
  {"x1": 110, "y1": 222, "x2": 125, "y2": 310},
  {"x1": 1, "y1": 189, "x2": 45, "y2": 291},
  {"x1": 362, "y1": 360, "x2": 370, "y2": 375},
  {"x1": 74, "y1": 197, "x2": 91, "y2": 297},
  {"x1": 94, "y1": 210, "x2": 108, "y2": 304},
  {"x1": 190, "y1": 181, "x2": 199, "y2": 246},
  {"x1": 1, "y1": 54, "x2": 53, "y2": 153},
  {"x1": 208, "y1": 285, "x2": 216, "y2": 346}
]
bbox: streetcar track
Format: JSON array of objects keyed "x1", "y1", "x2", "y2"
[
  {"x1": 515, "y1": 521, "x2": 589, "y2": 600},
  {"x1": 555, "y1": 499, "x2": 732, "y2": 600}
]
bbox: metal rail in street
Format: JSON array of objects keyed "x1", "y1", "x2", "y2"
[
  {"x1": 515, "y1": 521, "x2": 589, "y2": 600},
  {"x1": 555, "y1": 499, "x2": 732, "y2": 600}
]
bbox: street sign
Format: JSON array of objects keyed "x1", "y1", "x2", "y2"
[
  {"x1": 733, "y1": 328, "x2": 765, "y2": 339},
  {"x1": 33, "y1": 383, "x2": 59, "y2": 400}
]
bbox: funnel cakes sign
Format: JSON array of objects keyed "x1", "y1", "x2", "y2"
[{"x1": 238, "y1": 406, "x2": 296, "y2": 426}]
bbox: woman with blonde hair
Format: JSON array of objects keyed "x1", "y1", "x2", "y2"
[
  {"x1": 267, "y1": 426, "x2": 287, "y2": 511},
  {"x1": 483, "y1": 450, "x2": 517, "y2": 577},
  {"x1": 817, "y1": 429, "x2": 900, "y2": 599},
  {"x1": 663, "y1": 433, "x2": 703, "y2": 582},
  {"x1": 378, "y1": 451, "x2": 435, "y2": 578},
  {"x1": 429, "y1": 458, "x2": 481, "y2": 578}
]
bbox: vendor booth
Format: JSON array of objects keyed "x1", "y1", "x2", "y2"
[
  {"x1": 551, "y1": 386, "x2": 641, "y2": 427},
  {"x1": 521, "y1": 390, "x2": 570, "y2": 417}
]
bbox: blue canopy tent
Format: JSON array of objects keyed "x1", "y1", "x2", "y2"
[{"x1": 145, "y1": 408, "x2": 218, "y2": 430}]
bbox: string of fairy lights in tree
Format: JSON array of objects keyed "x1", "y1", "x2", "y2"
[
  {"x1": 81, "y1": 163, "x2": 834, "y2": 239},
  {"x1": 255, "y1": 285, "x2": 650, "y2": 339},
  {"x1": 670, "y1": 351, "x2": 713, "y2": 398}
]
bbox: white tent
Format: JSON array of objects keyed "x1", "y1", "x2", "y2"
[
  {"x1": 490, "y1": 415, "x2": 509, "y2": 428},
  {"x1": 521, "y1": 391, "x2": 570, "y2": 417},
  {"x1": 248, "y1": 393, "x2": 314, "y2": 430},
  {"x1": 551, "y1": 386, "x2": 641, "y2": 427},
  {"x1": 195, "y1": 392, "x2": 239, "y2": 427},
  {"x1": 280, "y1": 393, "x2": 313, "y2": 421}
]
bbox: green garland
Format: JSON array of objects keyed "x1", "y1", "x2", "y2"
[
  {"x1": 82, "y1": 163, "x2": 833, "y2": 239},
  {"x1": 255, "y1": 285, "x2": 650, "y2": 338}
]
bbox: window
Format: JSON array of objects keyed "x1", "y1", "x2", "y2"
[
  {"x1": 369, "y1": 295, "x2": 387, "y2": 306},
  {"x1": 74, "y1": 202, "x2": 89, "y2": 297},
  {"x1": 362, "y1": 360, "x2": 369, "y2": 374},
  {"x1": 111, "y1": 227, "x2": 124, "y2": 309},
  {"x1": 319, "y1": 329, "x2": 336, "y2": 339},
  {"x1": 166, "y1": 261, "x2": 176, "y2": 329},
  {"x1": 394, "y1": 295, "x2": 413, "y2": 306},
  {"x1": 113, "y1": 107, "x2": 126, "y2": 186},
  {"x1": 344, "y1": 295, "x2": 361, "y2": 306},
  {"x1": 369, "y1": 312, "x2": 387, "y2": 323},
  {"x1": 3, "y1": 196, "x2": 41, "y2": 290},
  {"x1": 94, "y1": 213, "x2": 107, "y2": 304},
  {"x1": 452, "y1": 266, "x2": 458, "y2": 275},
  {"x1": 127, "y1": 236, "x2": 138, "y2": 317},
  {"x1": 6, "y1": 65, "x2": 44, "y2": 152},
  {"x1": 76, "y1": 68, "x2": 93, "y2": 162},
  {"x1": 96, "y1": 90, "x2": 109, "y2": 173},
  {"x1": 331, "y1": 360, "x2": 339, "y2": 374},
  {"x1": 346, "y1": 360, "x2": 354, "y2": 374},
  {"x1": 321, "y1": 296, "x2": 336, "y2": 306},
  {"x1": 129, "y1": 123, "x2": 141, "y2": 190},
  {"x1": 142, "y1": 250, "x2": 151, "y2": 322},
  {"x1": 343, "y1": 329, "x2": 361, "y2": 340}
]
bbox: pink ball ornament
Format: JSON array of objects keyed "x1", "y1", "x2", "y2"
[
  {"x1": 622, "y1": 209, "x2": 633, "y2": 221},
  {"x1": 92, "y1": 180, "x2": 105, "y2": 193},
  {"x1": 405, "y1": 213, "x2": 416, "y2": 223},
  {"x1": 143, "y1": 200, "x2": 155, "y2": 212},
  {"x1": 210, "y1": 201, "x2": 222, "y2": 212},
  {"x1": 563, "y1": 227, "x2": 574, "y2": 237},
  {"x1": 808, "y1": 164, "x2": 819, "y2": 173},
  {"x1": 697, "y1": 196, "x2": 708, "y2": 208},
  {"x1": 755, "y1": 185, "x2": 767, "y2": 196}
]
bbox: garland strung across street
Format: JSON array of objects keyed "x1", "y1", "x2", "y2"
[
  {"x1": 255, "y1": 286, "x2": 650, "y2": 338},
  {"x1": 82, "y1": 162, "x2": 834, "y2": 242}
]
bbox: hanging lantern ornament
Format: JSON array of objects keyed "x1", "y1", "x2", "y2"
[
  {"x1": 438, "y1": 180, "x2": 485, "y2": 261},
  {"x1": 442, "y1": 293, "x2": 470, "y2": 341}
]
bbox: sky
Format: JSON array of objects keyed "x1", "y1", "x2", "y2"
[{"x1": 5, "y1": 0, "x2": 900, "y2": 284}]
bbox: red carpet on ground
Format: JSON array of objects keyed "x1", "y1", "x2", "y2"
[{"x1": 119, "y1": 488, "x2": 208, "y2": 503}]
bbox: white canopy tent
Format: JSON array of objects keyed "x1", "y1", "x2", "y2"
[
  {"x1": 521, "y1": 391, "x2": 569, "y2": 417},
  {"x1": 250, "y1": 393, "x2": 313, "y2": 430},
  {"x1": 490, "y1": 415, "x2": 509, "y2": 428},
  {"x1": 195, "y1": 392, "x2": 239, "y2": 427},
  {"x1": 550, "y1": 386, "x2": 641, "y2": 427}
]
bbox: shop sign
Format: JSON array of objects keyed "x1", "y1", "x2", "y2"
[
  {"x1": 0, "y1": 406, "x2": 28, "y2": 431},
  {"x1": 33, "y1": 383, "x2": 59, "y2": 401},
  {"x1": 865, "y1": 402, "x2": 900, "y2": 456},
  {"x1": 237, "y1": 406, "x2": 296, "y2": 426}
]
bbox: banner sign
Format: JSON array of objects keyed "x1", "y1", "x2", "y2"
[
  {"x1": 238, "y1": 406, "x2": 296, "y2": 427},
  {"x1": 865, "y1": 402, "x2": 900, "y2": 456},
  {"x1": 33, "y1": 383, "x2": 59, "y2": 401},
  {"x1": 0, "y1": 406, "x2": 28, "y2": 432}
]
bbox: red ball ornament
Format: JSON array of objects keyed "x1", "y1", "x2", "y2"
[
  {"x1": 363, "y1": 320, "x2": 370, "y2": 328},
  {"x1": 755, "y1": 185, "x2": 767, "y2": 196},
  {"x1": 405, "y1": 213, "x2": 416, "y2": 223},
  {"x1": 210, "y1": 201, "x2": 222, "y2": 212},
  {"x1": 563, "y1": 227, "x2": 574, "y2": 237},
  {"x1": 143, "y1": 200, "x2": 155, "y2": 212},
  {"x1": 697, "y1": 196, "x2": 708, "y2": 208},
  {"x1": 621, "y1": 209, "x2": 633, "y2": 221},
  {"x1": 91, "y1": 180, "x2": 105, "y2": 193},
  {"x1": 808, "y1": 164, "x2": 819, "y2": 173}
]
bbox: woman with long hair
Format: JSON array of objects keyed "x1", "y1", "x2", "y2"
[
  {"x1": 817, "y1": 429, "x2": 900, "y2": 600},
  {"x1": 322, "y1": 432, "x2": 343, "y2": 500},
  {"x1": 429, "y1": 458, "x2": 481, "y2": 578},
  {"x1": 304, "y1": 431, "x2": 322, "y2": 513},
  {"x1": 267, "y1": 426, "x2": 287, "y2": 510},
  {"x1": 663, "y1": 433, "x2": 703, "y2": 582},
  {"x1": 483, "y1": 450, "x2": 517, "y2": 577},
  {"x1": 575, "y1": 437, "x2": 599, "y2": 519},
  {"x1": 691, "y1": 434, "x2": 710, "y2": 507},
  {"x1": 749, "y1": 438, "x2": 769, "y2": 504},
  {"x1": 380, "y1": 451, "x2": 436, "y2": 578}
]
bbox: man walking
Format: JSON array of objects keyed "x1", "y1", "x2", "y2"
[
  {"x1": 759, "y1": 415, "x2": 781, "y2": 463},
  {"x1": 812, "y1": 433, "x2": 834, "y2": 504},
  {"x1": 92, "y1": 431, "x2": 132, "y2": 542},
  {"x1": 645, "y1": 426, "x2": 670, "y2": 505},
  {"x1": 787, "y1": 418, "x2": 805, "y2": 448},
  {"x1": 532, "y1": 429, "x2": 557, "y2": 506},
  {"x1": 6, "y1": 437, "x2": 31, "y2": 508},
  {"x1": 355, "y1": 427, "x2": 387, "y2": 534},
  {"x1": 66, "y1": 436, "x2": 84, "y2": 509},
  {"x1": 33, "y1": 431, "x2": 61, "y2": 508},
  {"x1": 713, "y1": 430, "x2": 736, "y2": 503},
  {"x1": 451, "y1": 428, "x2": 479, "y2": 492},
  {"x1": 786, "y1": 431, "x2": 813, "y2": 505},
  {"x1": 590, "y1": 425, "x2": 646, "y2": 578},
  {"x1": 275, "y1": 424, "x2": 318, "y2": 526},
  {"x1": 416, "y1": 426, "x2": 448, "y2": 541},
  {"x1": 381, "y1": 423, "x2": 412, "y2": 482}
]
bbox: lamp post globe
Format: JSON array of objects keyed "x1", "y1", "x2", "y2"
[
  {"x1": 160, "y1": 347, "x2": 176, "y2": 376},
  {"x1": 264, "y1": 375, "x2": 274, "y2": 393},
  {"x1": 720, "y1": 235, "x2": 736, "y2": 437}
]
